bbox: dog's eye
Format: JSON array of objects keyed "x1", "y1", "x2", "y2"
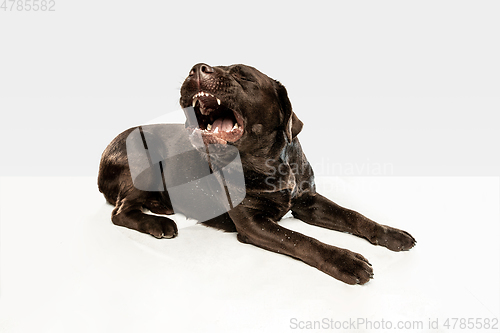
[
  {"x1": 233, "y1": 73, "x2": 255, "y2": 83},
  {"x1": 240, "y1": 76, "x2": 254, "y2": 82},
  {"x1": 231, "y1": 70, "x2": 255, "y2": 83}
]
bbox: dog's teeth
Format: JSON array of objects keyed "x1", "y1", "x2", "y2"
[
  {"x1": 206, "y1": 123, "x2": 212, "y2": 130},
  {"x1": 234, "y1": 123, "x2": 239, "y2": 129},
  {"x1": 192, "y1": 97, "x2": 198, "y2": 107},
  {"x1": 217, "y1": 98, "x2": 221, "y2": 105}
]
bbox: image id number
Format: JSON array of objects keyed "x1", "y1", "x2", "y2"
[{"x1": 1, "y1": 0, "x2": 55, "y2": 11}]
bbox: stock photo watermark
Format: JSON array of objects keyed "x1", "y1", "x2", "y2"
[
  {"x1": 126, "y1": 107, "x2": 246, "y2": 223},
  {"x1": 289, "y1": 317, "x2": 499, "y2": 331},
  {"x1": 125, "y1": 107, "x2": 397, "y2": 220},
  {"x1": 263, "y1": 158, "x2": 394, "y2": 192},
  {"x1": 311, "y1": 158, "x2": 394, "y2": 177},
  {"x1": 1, "y1": 0, "x2": 55, "y2": 11}
]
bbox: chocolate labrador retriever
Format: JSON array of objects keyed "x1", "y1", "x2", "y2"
[{"x1": 98, "y1": 63, "x2": 416, "y2": 285}]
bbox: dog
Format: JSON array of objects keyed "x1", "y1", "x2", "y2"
[{"x1": 98, "y1": 63, "x2": 416, "y2": 285}]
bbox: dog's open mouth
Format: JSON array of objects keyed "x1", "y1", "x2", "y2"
[{"x1": 185, "y1": 91, "x2": 244, "y2": 145}]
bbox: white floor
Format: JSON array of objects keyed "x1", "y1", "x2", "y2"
[{"x1": 0, "y1": 177, "x2": 498, "y2": 333}]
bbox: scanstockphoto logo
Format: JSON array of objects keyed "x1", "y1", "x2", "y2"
[
  {"x1": 125, "y1": 107, "x2": 246, "y2": 223},
  {"x1": 290, "y1": 317, "x2": 425, "y2": 331},
  {"x1": 311, "y1": 158, "x2": 394, "y2": 177},
  {"x1": 124, "y1": 107, "x2": 393, "y2": 222}
]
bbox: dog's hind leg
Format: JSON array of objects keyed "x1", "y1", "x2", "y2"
[
  {"x1": 291, "y1": 192, "x2": 416, "y2": 252},
  {"x1": 111, "y1": 191, "x2": 178, "y2": 239}
]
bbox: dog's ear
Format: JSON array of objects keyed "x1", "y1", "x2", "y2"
[
  {"x1": 287, "y1": 112, "x2": 303, "y2": 142},
  {"x1": 275, "y1": 80, "x2": 303, "y2": 142}
]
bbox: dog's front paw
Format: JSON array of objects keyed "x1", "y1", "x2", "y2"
[
  {"x1": 372, "y1": 225, "x2": 416, "y2": 252},
  {"x1": 319, "y1": 247, "x2": 374, "y2": 285}
]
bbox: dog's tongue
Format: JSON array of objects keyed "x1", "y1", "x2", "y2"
[{"x1": 212, "y1": 117, "x2": 234, "y2": 132}]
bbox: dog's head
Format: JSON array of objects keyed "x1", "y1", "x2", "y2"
[{"x1": 180, "y1": 63, "x2": 303, "y2": 149}]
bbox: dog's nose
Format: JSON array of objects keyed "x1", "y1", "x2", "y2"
[{"x1": 189, "y1": 63, "x2": 214, "y2": 77}]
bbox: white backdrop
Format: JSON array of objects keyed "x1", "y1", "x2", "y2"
[
  {"x1": 0, "y1": 2, "x2": 499, "y2": 333},
  {"x1": 0, "y1": 0, "x2": 498, "y2": 177}
]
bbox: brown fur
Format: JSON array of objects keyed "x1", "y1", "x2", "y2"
[{"x1": 98, "y1": 63, "x2": 416, "y2": 285}]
